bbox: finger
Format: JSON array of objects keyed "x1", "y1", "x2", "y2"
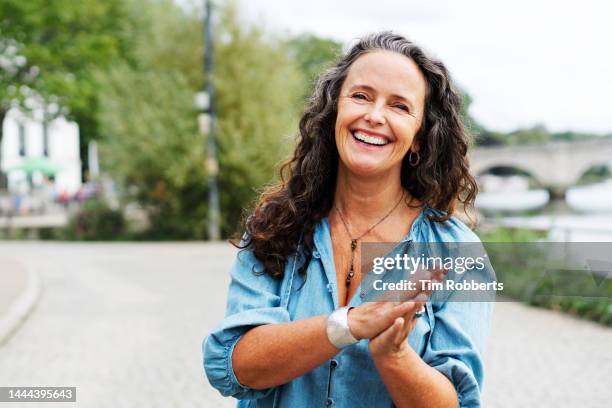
[
  {"x1": 397, "y1": 301, "x2": 423, "y2": 336},
  {"x1": 376, "y1": 316, "x2": 404, "y2": 346},
  {"x1": 389, "y1": 301, "x2": 415, "y2": 318},
  {"x1": 367, "y1": 301, "x2": 413, "y2": 334},
  {"x1": 392, "y1": 317, "x2": 406, "y2": 345},
  {"x1": 404, "y1": 300, "x2": 424, "y2": 322},
  {"x1": 401, "y1": 300, "x2": 424, "y2": 330},
  {"x1": 396, "y1": 304, "x2": 422, "y2": 342},
  {"x1": 413, "y1": 292, "x2": 430, "y2": 303},
  {"x1": 430, "y1": 267, "x2": 449, "y2": 282}
]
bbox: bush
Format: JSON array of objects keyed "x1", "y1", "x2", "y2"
[
  {"x1": 477, "y1": 227, "x2": 612, "y2": 327},
  {"x1": 62, "y1": 199, "x2": 125, "y2": 240}
]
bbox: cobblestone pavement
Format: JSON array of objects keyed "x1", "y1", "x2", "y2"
[{"x1": 0, "y1": 242, "x2": 610, "y2": 407}]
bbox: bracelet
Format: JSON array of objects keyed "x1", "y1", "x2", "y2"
[{"x1": 326, "y1": 306, "x2": 359, "y2": 349}]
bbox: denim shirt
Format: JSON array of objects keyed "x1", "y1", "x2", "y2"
[{"x1": 203, "y1": 206, "x2": 494, "y2": 408}]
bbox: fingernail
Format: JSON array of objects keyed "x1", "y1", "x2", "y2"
[{"x1": 414, "y1": 293, "x2": 428, "y2": 302}]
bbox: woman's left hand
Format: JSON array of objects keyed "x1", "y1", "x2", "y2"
[{"x1": 368, "y1": 299, "x2": 425, "y2": 360}]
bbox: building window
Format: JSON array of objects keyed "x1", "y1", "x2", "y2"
[{"x1": 18, "y1": 122, "x2": 26, "y2": 157}]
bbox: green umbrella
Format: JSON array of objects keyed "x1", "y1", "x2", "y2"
[{"x1": 7, "y1": 156, "x2": 61, "y2": 176}]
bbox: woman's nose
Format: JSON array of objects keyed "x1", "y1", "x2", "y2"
[{"x1": 364, "y1": 102, "x2": 386, "y2": 126}]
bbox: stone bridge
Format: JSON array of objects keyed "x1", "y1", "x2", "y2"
[{"x1": 469, "y1": 138, "x2": 612, "y2": 198}]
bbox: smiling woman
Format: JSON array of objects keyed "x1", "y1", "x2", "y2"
[{"x1": 203, "y1": 32, "x2": 491, "y2": 408}]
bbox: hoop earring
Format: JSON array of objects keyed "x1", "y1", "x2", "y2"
[{"x1": 408, "y1": 150, "x2": 420, "y2": 166}]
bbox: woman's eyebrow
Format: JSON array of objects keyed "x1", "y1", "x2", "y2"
[{"x1": 348, "y1": 84, "x2": 416, "y2": 110}]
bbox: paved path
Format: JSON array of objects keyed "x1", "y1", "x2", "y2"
[
  {"x1": 0, "y1": 242, "x2": 610, "y2": 407},
  {"x1": 0, "y1": 257, "x2": 28, "y2": 316}
]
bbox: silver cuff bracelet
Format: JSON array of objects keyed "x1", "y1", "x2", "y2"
[{"x1": 326, "y1": 306, "x2": 359, "y2": 349}]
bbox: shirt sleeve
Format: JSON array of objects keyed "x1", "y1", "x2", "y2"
[
  {"x1": 422, "y1": 222, "x2": 495, "y2": 408},
  {"x1": 202, "y1": 247, "x2": 292, "y2": 400},
  {"x1": 423, "y1": 299, "x2": 493, "y2": 408}
]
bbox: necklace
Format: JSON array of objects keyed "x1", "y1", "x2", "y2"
[{"x1": 334, "y1": 192, "x2": 405, "y2": 288}]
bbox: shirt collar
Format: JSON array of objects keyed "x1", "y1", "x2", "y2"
[{"x1": 313, "y1": 203, "x2": 431, "y2": 257}]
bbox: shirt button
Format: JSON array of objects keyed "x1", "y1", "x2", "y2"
[
  {"x1": 313, "y1": 250, "x2": 321, "y2": 258},
  {"x1": 360, "y1": 291, "x2": 366, "y2": 299},
  {"x1": 326, "y1": 397, "x2": 334, "y2": 406},
  {"x1": 330, "y1": 359, "x2": 338, "y2": 368}
]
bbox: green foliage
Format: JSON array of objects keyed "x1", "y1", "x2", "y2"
[
  {"x1": 214, "y1": 5, "x2": 304, "y2": 236},
  {"x1": 0, "y1": 0, "x2": 138, "y2": 177},
  {"x1": 475, "y1": 125, "x2": 612, "y2": 147},
  {"x1": 62, "y1": 199, "x2": 125, "y2": 240},
  {"x1": 477, "y1": 227, "x2": 547, "y2": 242},
  {"x1": 286, "y1": 33, "x2": 342, "y2": 99},
  {"x1": 477, "y1": 227, "x2": 612, "y2": 326},
  {"x1": 96, "y1": 0, "x2": 304, "y2": 239},
  {"x1": 97, "y1": 65, "x2": 207, "y2": 239},
  {"x1": 552, "y1": 131, "x2": 612, "y2": 142},
  {"x1": 576, "y1": 164, "x2": 611, "y2": 185}
]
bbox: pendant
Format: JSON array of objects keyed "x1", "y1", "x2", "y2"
[
  {"x1": 346, "y1": 264, "x2": 355, "y2": 287},
  {"x1": 351, "y1": 239, "x2": 357, "y2": 250}
]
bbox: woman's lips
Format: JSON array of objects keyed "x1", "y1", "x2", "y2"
[
  {"x1": 351, "y1": 130, "x2": 391, "y2": 147},
  {"x1": 351, "y1": 133, "x2": 391, "y2": 151}
]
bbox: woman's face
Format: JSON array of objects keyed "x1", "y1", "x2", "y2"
[{"x1": 335, "y1": 50, "x2": 427, "y2": 178}]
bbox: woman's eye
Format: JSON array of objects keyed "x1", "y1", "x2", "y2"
[
  {"x1": 351, "y1": 93, "x2": 368, "y2": 101},
  {"x1": 393, "y1": 103, "x2": 409, "y2": 112}
]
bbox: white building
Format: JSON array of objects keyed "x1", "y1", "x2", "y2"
[{"x1": 1, "y1": 107, "x2": 82, "y2": 195}]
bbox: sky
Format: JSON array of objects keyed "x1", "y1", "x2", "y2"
[{"x1": 235, "y1": 0, "x2": 612, "y2": 134}]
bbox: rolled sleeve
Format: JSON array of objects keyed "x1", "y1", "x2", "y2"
[
  {"x1": 421, "y1": 217, "x2": 495, "y2": 407},
  {"x1": 423, "y1": 298, "x2": 493, "y2": 408},
  {"x1": 202, "y1": 248, "x2": 292, "y2": 400}
]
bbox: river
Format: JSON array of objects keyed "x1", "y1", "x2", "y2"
[{"x1": 476, "y1": 179, "x2": 612, "y2": 241}]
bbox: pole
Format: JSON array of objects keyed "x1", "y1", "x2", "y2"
[{"x1": 204, "y1": 0, "x2": 221, "y2": 240}]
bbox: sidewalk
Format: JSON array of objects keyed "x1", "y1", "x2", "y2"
[{"x1": 0, "y1": 254, "x2": 41, "y2": 345}]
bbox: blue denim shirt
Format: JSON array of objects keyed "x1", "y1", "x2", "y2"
[{"x1": 203, "y1": 206, "x2": 494, "y2": 408}]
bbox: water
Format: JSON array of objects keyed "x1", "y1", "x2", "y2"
[{"x1": 476, "y1": 179, "x2": 612, "y2": 241}]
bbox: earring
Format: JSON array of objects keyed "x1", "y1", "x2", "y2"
[{"x1": 408, "y1": 150, "x2": 420, "y2": 166}]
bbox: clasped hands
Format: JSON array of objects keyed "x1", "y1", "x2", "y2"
[{"x1": 347, "y1": 267, "x2": 448, "y2": 360}]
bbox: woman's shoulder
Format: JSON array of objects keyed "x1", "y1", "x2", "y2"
[{"x1": 421, "y1": 206, "x2": 481, "y2": 243}]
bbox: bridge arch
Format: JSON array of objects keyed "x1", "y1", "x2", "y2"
[{"x1": 470, "y1": 138, "x2": 612, "y2": 199}]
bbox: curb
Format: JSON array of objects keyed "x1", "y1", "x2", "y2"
[{"x1": 0, "y1": 266, "x2": 42, "y2": 346}]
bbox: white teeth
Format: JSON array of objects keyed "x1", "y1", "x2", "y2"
[{"x1": 353, "y1": 131, "x2": 389, "y2": 146}]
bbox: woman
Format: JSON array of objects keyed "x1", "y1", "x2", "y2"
[{"x1": 203, "y1": 31, "x2": 493, "y2": 408}]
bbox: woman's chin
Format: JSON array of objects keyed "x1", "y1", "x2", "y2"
[{"x1": 344, "y1": 159, "x2": 391, "y2": 177}]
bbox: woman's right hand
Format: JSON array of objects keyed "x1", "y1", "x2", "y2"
[{"x1": 347, "y1": 267, "x2": 447, "y2": 340}]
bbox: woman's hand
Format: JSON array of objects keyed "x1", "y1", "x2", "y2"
[
  {"x1": 367, "y1": 299, "x2": 424, "y2": 360},
  {"x1": 347, "y1": 267, "x2": 446, "y2": 340}
]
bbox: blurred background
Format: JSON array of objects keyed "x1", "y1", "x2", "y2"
[{"x1": 0, "y1": 1, "x2": 610, "y2": 407}]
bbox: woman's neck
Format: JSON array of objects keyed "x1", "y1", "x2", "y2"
[{"x1": 333, "y1": 164, "x2": 406, "y2": 222}]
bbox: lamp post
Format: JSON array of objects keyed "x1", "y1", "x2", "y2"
[{"x1": 201, "y1": 0, "x2": 220, "y2": 241}]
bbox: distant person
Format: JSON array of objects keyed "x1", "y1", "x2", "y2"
[
  {"x1": 58, "y1": 190, "x2": 70, "y2": 207},
  {"x1": 13, "y1": 181, "x2": 29, "y2": 215},
  {"x1": 203, "y1": 32, "x2": 493, "y2": 407}
]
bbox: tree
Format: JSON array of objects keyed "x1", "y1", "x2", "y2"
[
  {"x1": 0, "y1": 38, "x2": 36, "y2": 188},
  {"x1": 0, "y1": 0, "x2": 137, "y2": 185},
  {"x1": 507, "y1": 124, "x2": 551, "y2": 145},
  {"x1": 97, "y1": 0, "x2": 304, "y2": 238},
  {"x1": 286, "y1": 33, "x2": 343, "y2": 99}
]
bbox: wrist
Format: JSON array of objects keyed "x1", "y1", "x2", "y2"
[
  {"x1": 326, "y1": 306, "x2": 359, "y2": 349},
  {"x1": 346, "y1": 306, "x2": 363, "y2": 340},
  {"x1": 371, "y1": 343, "x2": 414, "y2": 365}
]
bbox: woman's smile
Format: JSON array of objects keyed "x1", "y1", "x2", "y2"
[{"x1": 351, "y1": 128, "x2": 392, "y2": 150}]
